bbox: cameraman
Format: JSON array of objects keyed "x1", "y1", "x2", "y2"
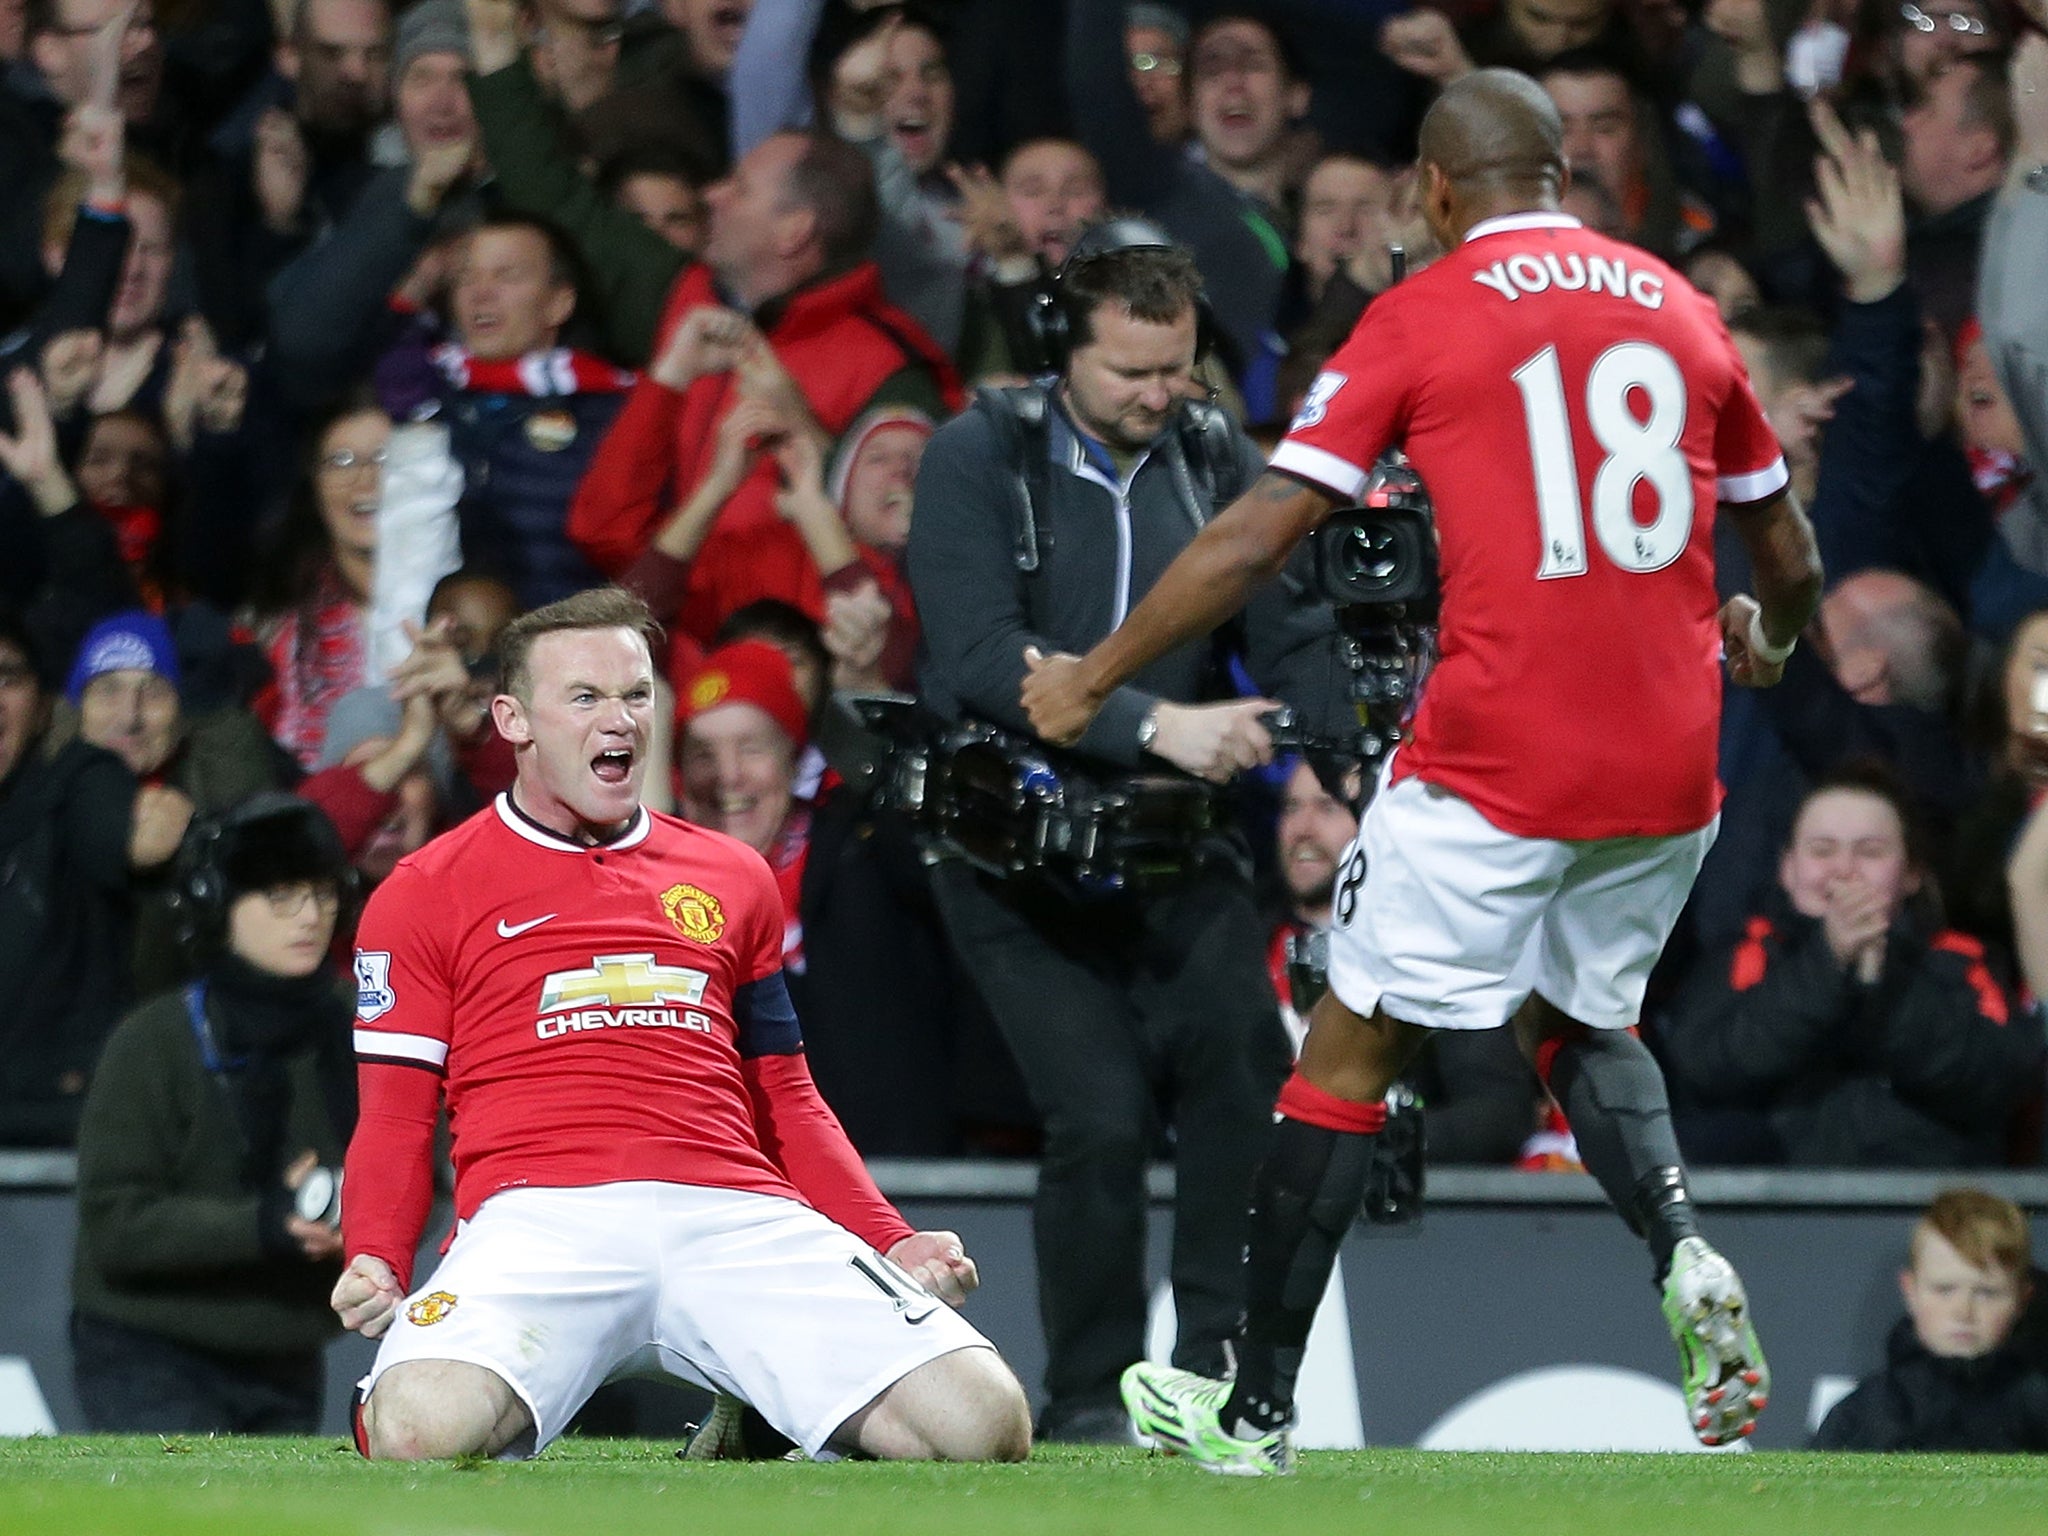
[
  {"x1": 70, "y1": 794, "x2": 357, "y2": 1433},
  {"x1": 906, "y1": 229, "x2": 1346, "y2": 1442}
]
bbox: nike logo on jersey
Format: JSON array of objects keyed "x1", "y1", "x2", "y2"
[{"x1": 497, "y1": 913, "x2": 559, "y2": 938}]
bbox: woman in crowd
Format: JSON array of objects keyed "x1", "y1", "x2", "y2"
[
  {"x1": 249, "y1": 394, "x2": 390, "y2": 769},
  {"x1": 70, "y1": 794, "x2": 356, "y2": 1433}
]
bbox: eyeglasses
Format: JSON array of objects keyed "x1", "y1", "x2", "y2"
[
  {"x1": 1898, "y1": 3, "x2": 1987, "y2": 34},
  {"x1": 259, "y1": 882, "x2": 342, "y2": 918},
  {"x1": 319, "y1": 447, "x2": 388, "y2": 472},
  {"x1": 1129, "y1": 51, "x2": 1183, "y2": 77}
]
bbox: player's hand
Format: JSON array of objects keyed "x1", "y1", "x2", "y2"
[
  {"x1": 332, "y1": 1254, "x2": 405, "y2": 1337},
  {"x1": 1719, "y1": 595, "x2": 1791, "y2": 689},
  {"x1": 1378, "y1": 8, "x2": 1473, "y2": 86},
  {"x1": 888, "y1": 1230, "x2": 978, "y2": 1308},
  {"x1": 1020, "y1": 647, "x2": 1103, "y2": 746},
  {"x1": 1148, "y1": 698, "x2": 1278, "y2": 783}
]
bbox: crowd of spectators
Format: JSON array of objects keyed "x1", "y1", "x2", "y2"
[{"x1": 4, "y1": 0, "x2": 2048, "y2": 1180}]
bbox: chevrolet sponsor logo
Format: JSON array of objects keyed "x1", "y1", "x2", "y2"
[{"x1": 535, "y1": 953, "x2": 715, "y2": 1039}]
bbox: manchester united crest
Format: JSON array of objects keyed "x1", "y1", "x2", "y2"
[
  {"x1": 687, "y1": 670, "x2": 731, "y2": 712},
  {"x1": 407, "y1": 1291, "x2": 459, "y2": 1327},
  {"x1": 661, "y1": 883, "x2": 725, "y2": 944}
]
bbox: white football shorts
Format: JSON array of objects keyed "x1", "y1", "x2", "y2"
[
  {"x1": 358, "y1": 1181, "x2": 995, "y2": 1458},
  {"x1": 1325, "y1": 771, "x2": 1716, "y2": 1032}
]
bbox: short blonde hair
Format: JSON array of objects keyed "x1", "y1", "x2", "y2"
[{"x1": 1912, "y1": 1188, "x2": 2032, "y2": 1281}]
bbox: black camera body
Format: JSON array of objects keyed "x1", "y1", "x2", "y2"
[
  {"x1": 1308, "y1": 461, "x2": 1439, "y2": 624},
  {"x1": 1300, "y1": 458, "x2": 1441, "y2": 786}
]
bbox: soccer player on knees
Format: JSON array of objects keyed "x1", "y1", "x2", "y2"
[
  {"x1": 1024, "y1": 69, "x2": 1823, "y2": 1474},
  {"x1": 332, "y1": 586, "x2": 1030, "y2": 1463}
]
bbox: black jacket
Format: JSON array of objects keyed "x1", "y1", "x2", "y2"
[
  {"x1": 1657, "y1": 906, "x2": 2043, "y2": 1166},
  {"x1": 0, "y1": 735, "x2": 136, "y2": 1145},
  {"x1": 908, "y1": 389, "x2": 1348, "y2": 770},
  {"x1": 1813, "y1": 1317, "x2": 2048, "y2": 1451},
  {"x1": 72, "y1": 980, "x2": 353, "y2": 1357}
]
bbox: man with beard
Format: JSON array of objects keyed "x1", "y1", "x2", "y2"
[
  {"x1": 906, "y1": 232, "x2": 1345, "y2": 1442},
  {"x1": 184, "y1": 0, "x2": 394, "y2": 350}
]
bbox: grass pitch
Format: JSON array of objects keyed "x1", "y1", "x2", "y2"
[{"x1": 1, "y1": 1436, "x2": 2038, "y2": 1536}]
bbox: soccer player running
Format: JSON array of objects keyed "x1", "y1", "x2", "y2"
[
  {"x1": 332, "y1": 587, "x2": 1031, "y2": 1463},
  {"x1": 1022, "y1": 69, "x2": 1822, "y2": 1474}
]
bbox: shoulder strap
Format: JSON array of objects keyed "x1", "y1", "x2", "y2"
[
  {"x1": 974, "y1": 383, "x2": 1055, "y2": 573},
  {"x1": 1180, "y1": 397, "x2": 1246, "y2": 513}
]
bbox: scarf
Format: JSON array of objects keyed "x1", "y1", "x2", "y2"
[
  {"x1": 431, "y1": 344, "x2": 636, "y2": 398},
  {"x1": 267, "y1": 562, "x2": 367, "y2": 770},
  {"x1": 206, "y1": 952, "x2": 357, "y2": 1189},
  {"x1": 1970, "y1": 445, "x2": 2035, "y2": 517}
]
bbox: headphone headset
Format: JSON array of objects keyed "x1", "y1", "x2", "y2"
[
  {"x1": 171, "y1": 792, "x2": 360, "y2": 957},
  {"x1": 1021, "y1": 217, "x2": 1221, "y2": 377}
]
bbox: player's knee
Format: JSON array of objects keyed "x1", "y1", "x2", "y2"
[
  {"x1": 362, "y1": 1366, "x2": 513, "y2": 1461},
  {"x1": 934, "y1": 1356, "x2": 1033, "y2": 1462}
]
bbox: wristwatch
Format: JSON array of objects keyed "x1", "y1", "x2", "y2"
[{"x1": 1136, "y1": 708, "x2": 1159, "y2": 754}]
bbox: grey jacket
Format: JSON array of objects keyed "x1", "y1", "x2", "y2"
[
  {"x1": 908, "y1": 389, "x2": 1348, "y2": 769},
  {"x1": 1977, "y1": 175, "x2": 2048, "y2": 572}
]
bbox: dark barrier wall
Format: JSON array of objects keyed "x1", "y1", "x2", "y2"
[{"x1": 7, "y1": 1166, "x2": 2047, "y2": 1450}]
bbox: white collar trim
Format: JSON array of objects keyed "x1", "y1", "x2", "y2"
[
  {"x1": 494, "y1": 793, "x2": 651, "y2": 852},
  {"x1": 1464, "y1": 211, "x2": 1583, "y2": 243}
]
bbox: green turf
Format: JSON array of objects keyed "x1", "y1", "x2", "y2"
[{"x1": 0, "y1": 1437, "x2": 2037, "y2": 1536}]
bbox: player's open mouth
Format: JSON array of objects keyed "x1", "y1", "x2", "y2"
[{"x1": 592, "y1": 748, "x2": 633, "y2": 784}]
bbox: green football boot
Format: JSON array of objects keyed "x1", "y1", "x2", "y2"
[
  {"x1": 1120, "y1": 1361, "x2": 1295, "y2": 1476},
  {"x1": 1662, "y1": 1235, "x2": 1770, "y2": 1446}
]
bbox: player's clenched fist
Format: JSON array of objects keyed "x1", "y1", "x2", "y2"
[
  {"x1": 332, "y1": 1254, "x2": 406, "y2": 1338},
  {"x1": 888, "y1": 1231, "x2": 979, "y2": 1308},
  {"x1": 1020, "y1": 646, "x2": 1100, "y2": 746}
]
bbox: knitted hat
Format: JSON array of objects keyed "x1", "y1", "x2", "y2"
[
  {"x1": 826, "y1": 406, "x2": 934, "y2": 512},
  {"x1": 677, "y1": 640, "x2": 809, "y2": 750},
  {"x1": 395, "y1": 0, "x2": 470, "y2": 78},
  {"x1": 1127, "y1": 2, "x2": 1189, "y2": 46},
  {"x1": 66, "y1": 611, "x2": 180, "y2": 704}
]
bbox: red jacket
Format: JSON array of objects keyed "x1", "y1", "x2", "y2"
[{"x1": 569, "y1": 261, "x2": 960, "y2": 646}]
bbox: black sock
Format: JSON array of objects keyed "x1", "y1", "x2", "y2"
[
  {"x1": 740, "y1": 1403, "x2": 798, "y2": 1459},
  {"x1": 1542, "y1": 1027, "x2": 1700, "y2": 1280},
  {"x1": 1223, "y1": 1109, "x2": 1378, "y2": 1432}
]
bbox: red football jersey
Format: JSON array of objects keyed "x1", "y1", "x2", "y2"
[
  {"x1": 1271, "y1": 212, "x2": 1788, "y2": 840},
  {"x1": 347, "y1": 796, "x2": 870, "y2": 1267}
]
